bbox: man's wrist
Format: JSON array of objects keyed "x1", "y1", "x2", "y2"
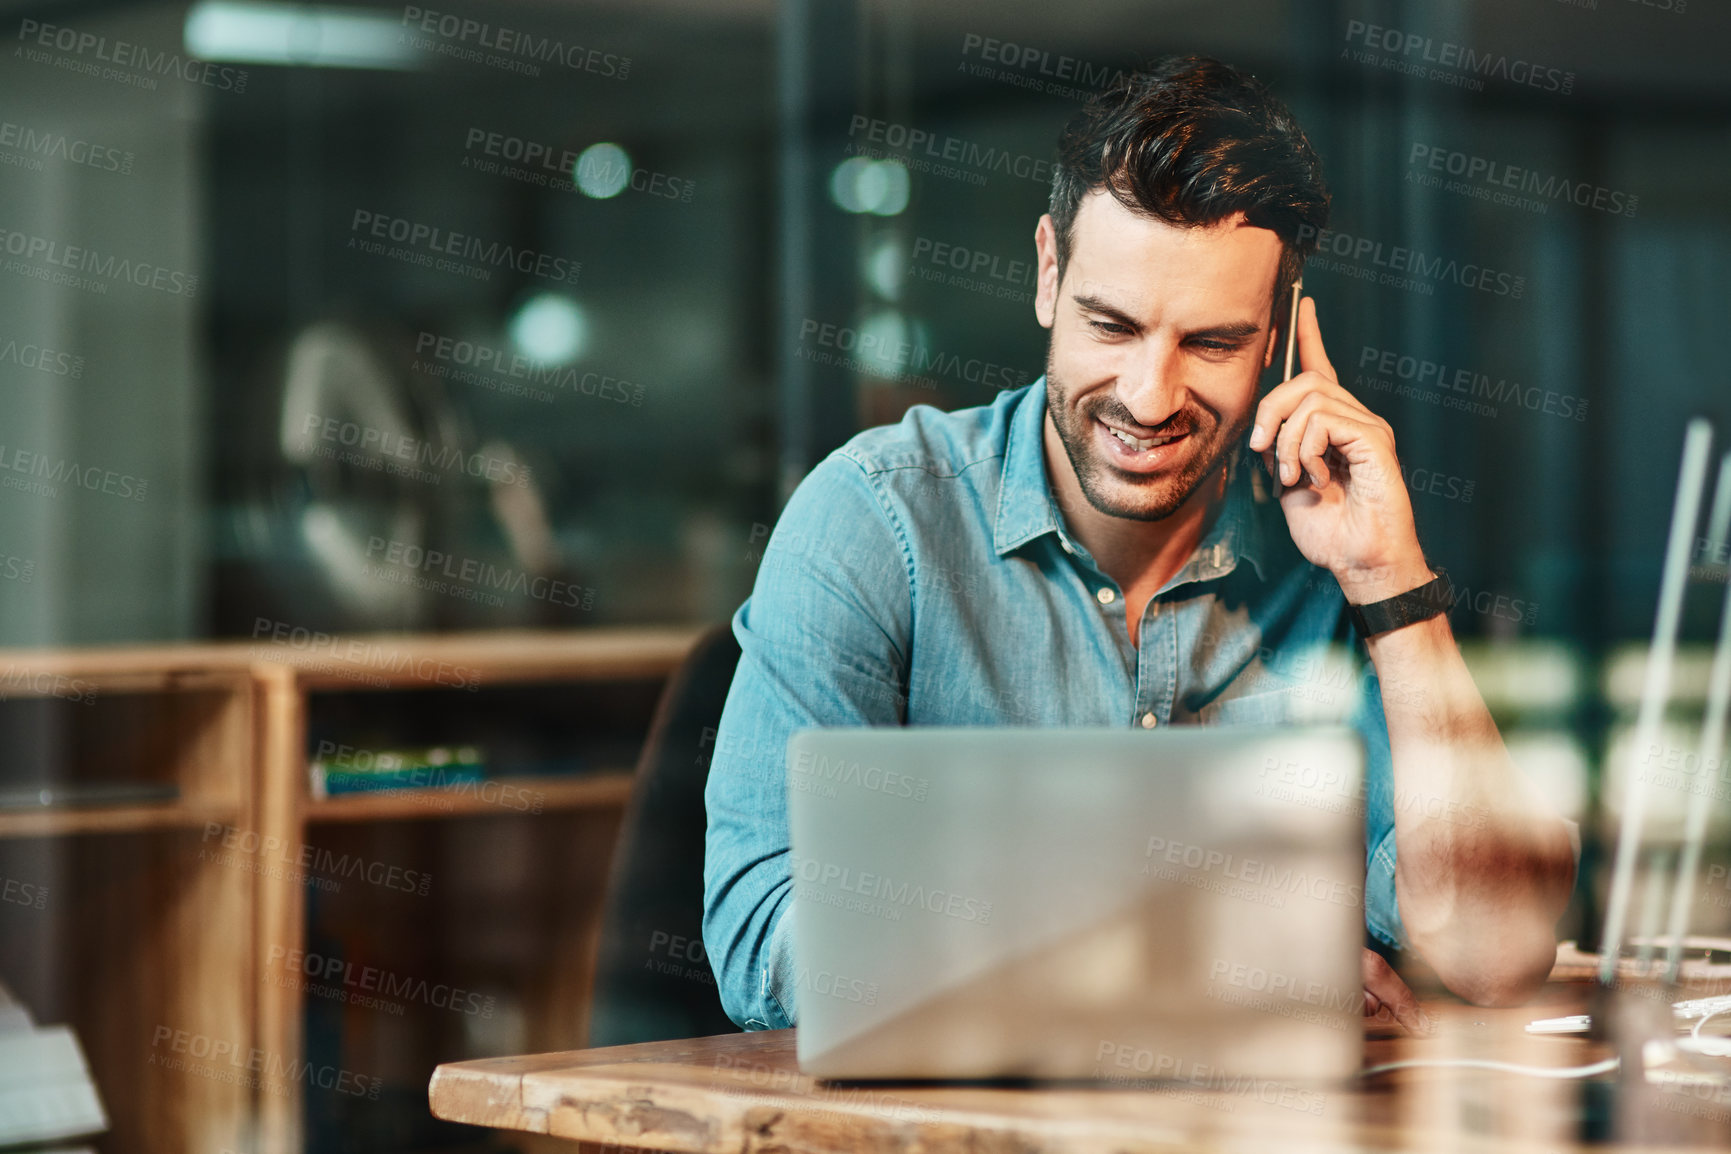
[
  {"x1": 1333, "y1": 556, "x2": 1435, "y2": 605},
  {"x1": 1348, "y1": 573, "x2": 1454, "y2": 639}
]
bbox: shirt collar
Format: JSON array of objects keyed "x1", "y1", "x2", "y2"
[
  {"x1": 991, "y1": 380, "x2": 1069, "y2": 557},
  {"x1": 992, "y1": 378, "x2": 1269, "y2": 583}
]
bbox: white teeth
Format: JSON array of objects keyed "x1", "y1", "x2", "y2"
[{"x1": 1109, "y1": 427, "x2": 1175, "y2": 452}]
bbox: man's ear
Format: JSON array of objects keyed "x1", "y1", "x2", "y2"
[{"x1": 1034, "y1": 214, "x2": 1060, "y2": 329}]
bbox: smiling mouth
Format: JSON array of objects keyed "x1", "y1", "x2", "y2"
[{"x1": 1103, "y1": 422, "x2": 1187, "y2": 452}]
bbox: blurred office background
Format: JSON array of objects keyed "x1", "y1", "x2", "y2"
[{"x1": 0, "y1": 0, "x2": 1727, "y2": 1152}]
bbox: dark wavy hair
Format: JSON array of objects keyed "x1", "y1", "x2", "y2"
[{"x1": 1049, "y1": 55, "x2": 1330, "y2": 310}]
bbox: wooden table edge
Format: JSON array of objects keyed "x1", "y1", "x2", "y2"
[{"x1": 429, "y1": 1062, "x2": 549, "y2": 1134}]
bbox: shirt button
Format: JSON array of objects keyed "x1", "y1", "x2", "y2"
[
  {"x1": 1060, "y1": 539, "x2": 1075, "y2": 554},
  {"x1": 1140, "y1": 712, "x2": 1158, "y2": 729},
  {"x1": 1095, "y1": 587, "x2": 1116, "y2": 605}
]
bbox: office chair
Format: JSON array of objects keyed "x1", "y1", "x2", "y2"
[{"x1": 586, "y1": 623, "x2": 742, "y2": 1046}]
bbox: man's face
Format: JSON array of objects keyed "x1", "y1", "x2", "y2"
[{"x1": 1034, "y1": 192, "x2": 1283, "y2": 521}]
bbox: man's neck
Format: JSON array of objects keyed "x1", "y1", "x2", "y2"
[{"x1": 1042, "y1": 409, "x2": 1228, "y2": 599}]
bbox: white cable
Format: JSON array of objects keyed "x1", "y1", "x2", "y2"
[
  {"x1": 1361, "y1": 1056, "x2": 1620, "y2": 1080},
  {"x1": 1692, "y1": 1006, "x2": 1728, "y2": 1043},
  {"x1": 1389, "y1": 1007, "x2": 1731, "y2": 1081}
]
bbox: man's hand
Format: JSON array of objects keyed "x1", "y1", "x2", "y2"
[
  {"x1": 1244, "y1": 301, "x2": 1572, "y2": 1009},
  {"x1": 1247, "y1": 297, "x2": 1431, "y2": 605},
  {"x1": 1363, "y1": 948, "x2": 1431, "y2": 1035}
]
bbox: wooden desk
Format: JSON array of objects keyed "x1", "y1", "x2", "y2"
[{"x1": 430, "y1": 984, "x2": 1731, "y2": 1153}]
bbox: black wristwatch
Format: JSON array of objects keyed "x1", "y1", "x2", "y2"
[{"x1": 1346, "y1": 572, "x2": 1453, "y2": 638}]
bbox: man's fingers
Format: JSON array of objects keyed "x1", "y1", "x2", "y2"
[
  {"x1": 1297, "y1": 295, "x2": 1336, "y2": 382},
  {"x1": 1249, "y1": 295, "x2": 1388, "y2": 464},
  {"x1": 1274, "y1": 397, "x2": 1358, "y2": 488},
  {"x1": 1253, "y1": 373, "x2": 1373, "y2": 438},
  {"x1": 1362, "y1": 948, "x2": 1433, "y2": 1036},
  {"x1": 1297, "y1": 411, "x2": 1334, "y2": 489},
  {"x1": 1277, "y1": 404, "x2": 1395, "y2": 494},
  {"x1": 1272, "y1": 394, "x2": 1322, "y2": 487},
  {"x1": 1249, "y1": 372, "x2": 1367, "y2": 454}
]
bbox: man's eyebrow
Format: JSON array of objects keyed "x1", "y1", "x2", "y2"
[
  {"x1": 1185, "y1": 320, "x2": 1263, "y2": 342},
  {"x1": 1071, "y1": 294, "x2": 1143, "y2": 331}
]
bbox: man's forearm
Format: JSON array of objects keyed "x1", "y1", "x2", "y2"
[{"x1": 1365, "y1": 613, "x2": 1577, "y2": 1005}]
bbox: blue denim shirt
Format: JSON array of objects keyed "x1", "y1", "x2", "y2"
[{"x1": 702, "y1": 380, "x2": 1406, "y2": 1030}]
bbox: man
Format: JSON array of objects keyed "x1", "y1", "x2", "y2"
[{"x1": 704, "y1": 56, "x2": 1576, "y2": 1035}]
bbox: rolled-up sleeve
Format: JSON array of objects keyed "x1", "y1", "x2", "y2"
[{"x1": 702, "y1": 453, "x2": 913, "y2": 1029}]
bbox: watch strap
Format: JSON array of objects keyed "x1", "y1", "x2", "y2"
[{"x1": 1347, "y1": 573, "x2": 1453, "y2": 638}]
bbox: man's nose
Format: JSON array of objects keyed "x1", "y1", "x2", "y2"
[{"x1": 1117, "y1": 341, "x2": 1187, "y2": 430}]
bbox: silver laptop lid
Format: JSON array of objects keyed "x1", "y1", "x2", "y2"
[{"x1": 788, "y1": 725, "x2": 1366, "y2": 1082}]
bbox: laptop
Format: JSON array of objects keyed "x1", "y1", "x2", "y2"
[{"x1": 786, "y1": 725, "x2": 1366, "y2": 1083}]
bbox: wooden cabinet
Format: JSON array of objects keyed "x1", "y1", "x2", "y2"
[{"x1": 0, "y1": 627, "x2": 701, "y2": 1154}]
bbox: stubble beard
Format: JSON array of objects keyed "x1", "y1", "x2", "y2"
[{"x1": 1044, "y1": 353, "x2": 1252, "y2": 523}]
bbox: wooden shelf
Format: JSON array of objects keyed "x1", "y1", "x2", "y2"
[
  {"x1": 0, "y1": 625, "x2": 698, "y2": 1154},
  {"x1": 284, "y1": 628, "x2": 703, "y2": 690},
  {"x1": 0, "y1": 626, "x2": 705, "y2": 692},
  {"x1": 301, "y1": 771, "x2": 636, "y2": 823},
  {"x1": 0, "y1": 799, "x2": 242, "y2": 839}
]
